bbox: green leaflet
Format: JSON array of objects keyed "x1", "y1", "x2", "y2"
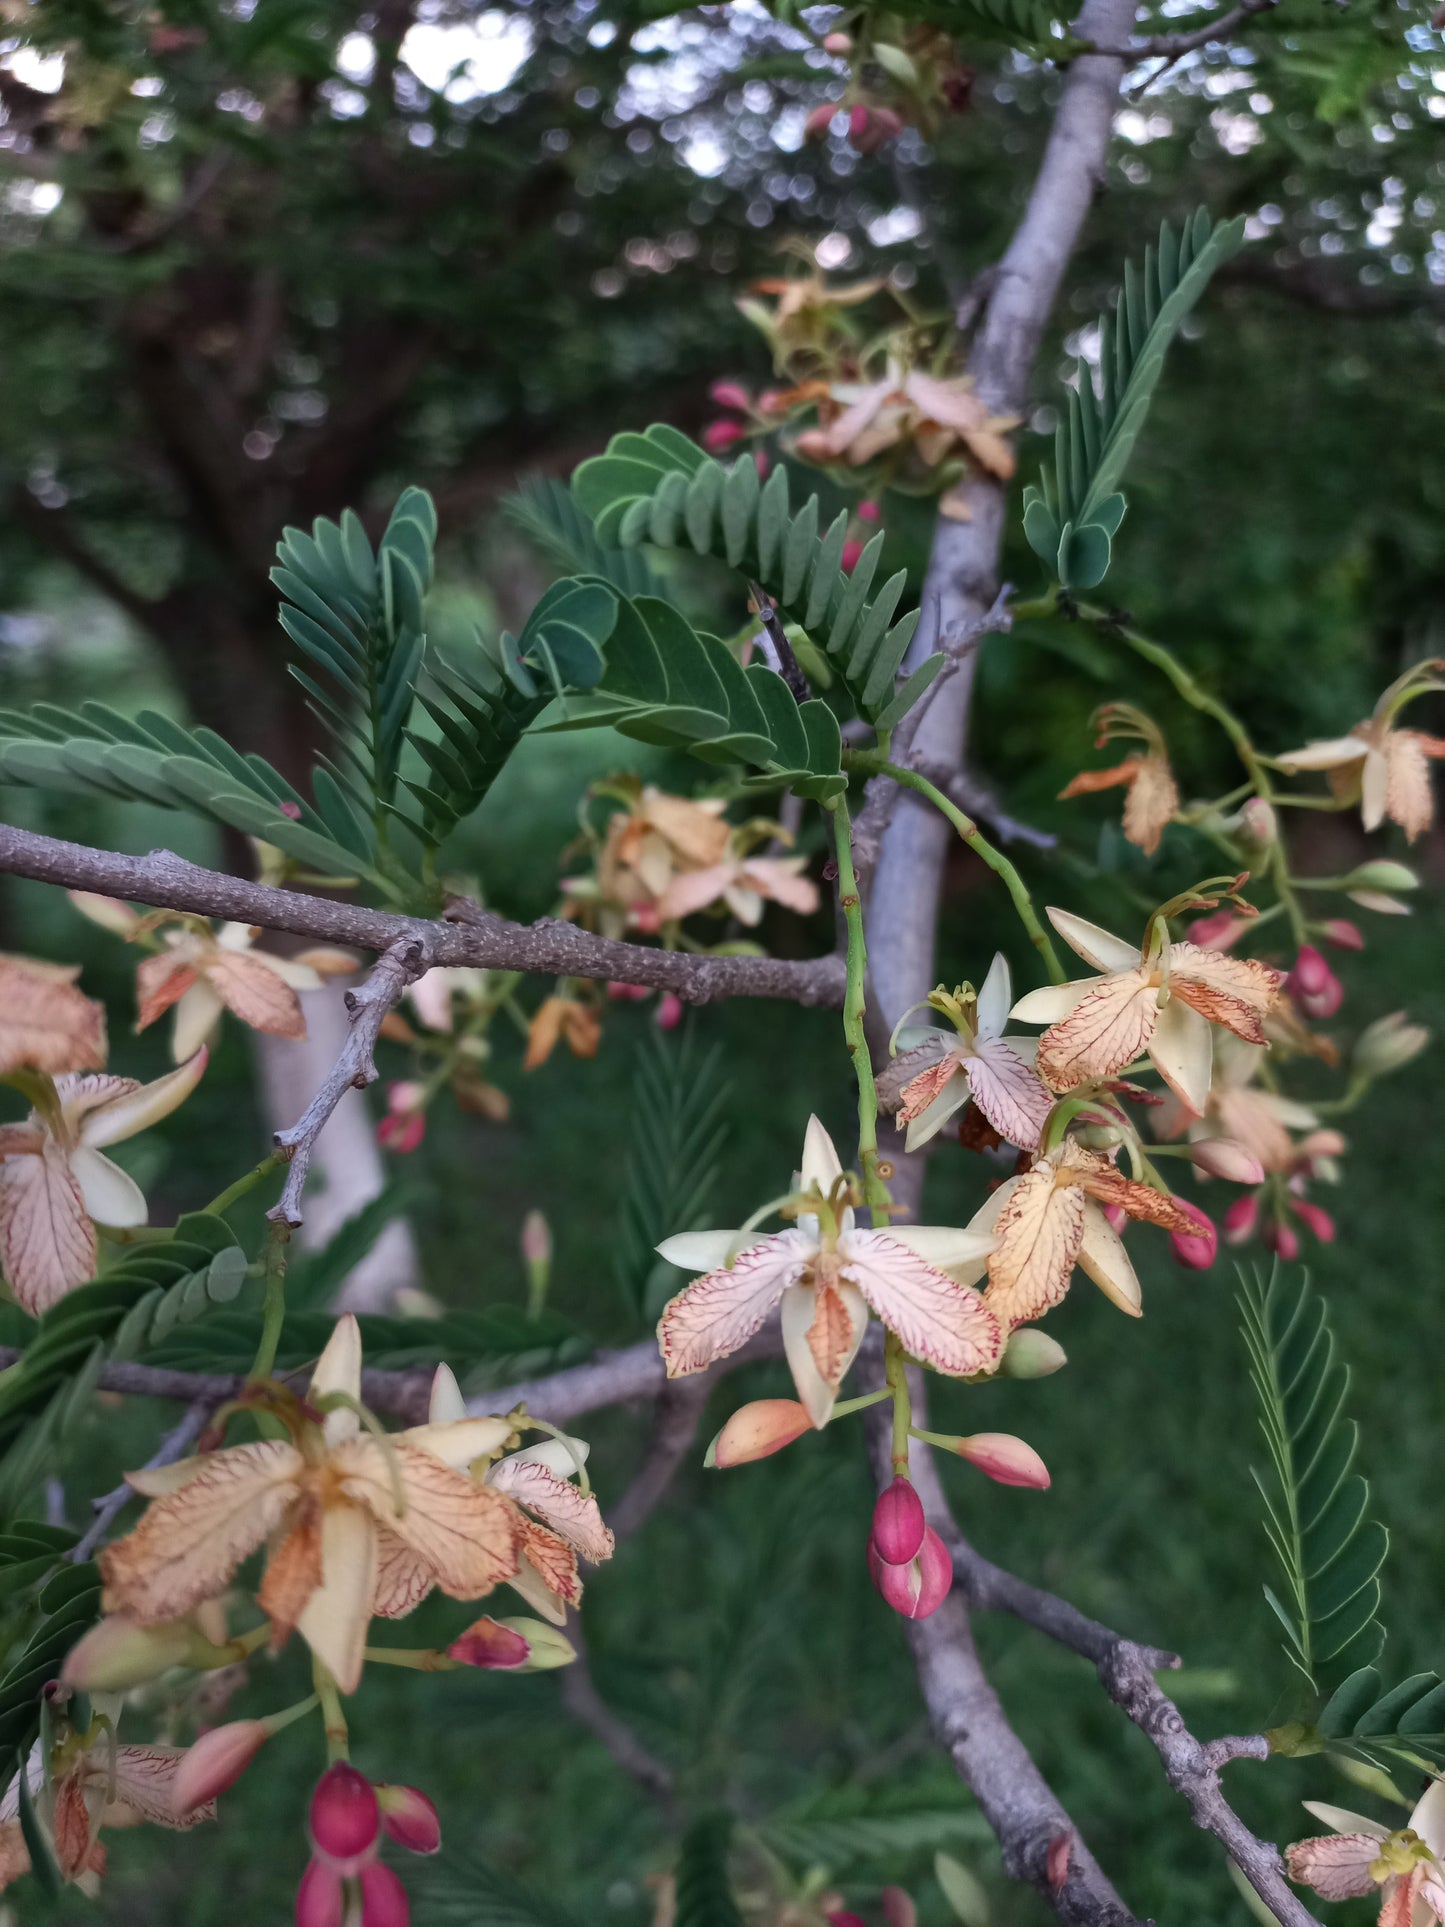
[
  {"x1": 273, "y1": 487, "x2": 437, "y2": 832},
  {"x1": 674, "y1": 1813, "x2": 745, "y2": 1927},
  {"x1": 572, "y1": 427, "x2": 928, "y2": 728},
  {"x1": 505, "y1": 476, "x2": 665, "y2": 599},
  {"x1": 404, "y1": 575, "x2": 618, "y2": 837},
  {"x1": 1238, "y1": 1265, "x2": 1386, "y2": 1698},
  {"x1": 0, "y1": 1213, "x2": 246, "y2": 1453},
  {"x1": 0, "y1": 701, "x2": 367, "y2": 881},
  {"x1": 1023, "y1": 209, "x2": 1246, "y2": 590},
  {"x1": 533, "y1": 585, "x2": 848, "y2": 800},
  {"x1": 0, "y1": 1560, "x2": 103, "y2": 1764},
  {"x1": 613, "y1": 1025, "x2": 731, "y2": 1323}
]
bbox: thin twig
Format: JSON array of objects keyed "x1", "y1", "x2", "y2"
[
  {"x1": 70, "y1": 1399, "x2": 210, "y2": 1564},
  {"x1": 0, "y1": 824, "x2": 845, "y2": 1010},
  {"x1": 1088, "y1": 0, "x2": 1277, "y2": 58},
  {"x1": 270, "y1": 934, "x2": 435, "y2": 1227}
]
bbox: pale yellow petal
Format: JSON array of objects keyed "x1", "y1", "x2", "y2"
[
  {"x1": 296, "y1": 1502, "x2": 378, "y2": 1694},
  {"x1": 1009, "y1": 979, "x2": 1094, "y2": 1025},
  {"x1": 100, "y1": 1441, "x2": 302, "y2": 1624},
  {"x1": 1147, "y1": 996, "x2": 1213, "y2": 1115},
  {"x1": 1044, "y1": 909, "x2": 1142, "y2": 974},
  {"x1": 77, "y1": 1050, "x2": 207, "y2": 1148},
  {"x1": 171, "y1": 978, "x2": 225, "y2": 1064},
  {"x1": 1275, "y1": 736, "x2": 1368, "y2": 773},
  {"x1": 800, "y1": 1114, "x2": 844, "y2": 1192},
  {"x1": 780, "y1": 1278, "x2": 866, "y2": 1428},
  {"x1": 1360, "y1": 743, "x2": 1389, "y2": 830},
  {"x1": 1037, "y1": 971, "x2": 1158, "y2": 1092},
  {"x1": 487, "y1": 1457, "x2": 614, "y2": 1561},
  {"x1": 69, "y1": 1146, "x2": 147, "y2": 1228},
  {"x1": 1075, "y1": 1201, "x2": 1143, "y2": 1317},
  {"x1": 309, "y1": 1315, "x2": 363, "y2": 1444},
  {"x1": 427, "y1": 1362, "x2": 467, "y2": 1425},
  {"x1": 397, "y1": 1416, "x2": 515, "y2": 1471},
  {"x1": 0, "y1": 1139, "x2": 95, "y2": 1315},
  {"x1": 984, "y1": 1165, "x2": 1086, "y2": 1328},
  {"x1": 337, "y1": 1439, "x2": 521, "y2": 1601}
]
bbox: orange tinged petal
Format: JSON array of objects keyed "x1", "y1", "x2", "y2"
[
  {"x1": 338, "y1": 1440, "x2": 521, "y2": 1601},
  {"x1": 257, "y1": 1502, "x2": 325, "y2": 1647},
  {"x1": 1121, "y1": 756, "x2": 1178, "y2": 857},
  {"x1": 1384, "y1": 729, "x2": 1436, "y2": 841},
  {"x1": 519, "y1": 1517, "x2": 583, "y2": 1608},
  {"x1": 486, "y1": 1458, "x2": 614, "y2": 1563},
  {"x1": 1062, "y1": 1144, "x2": 1199, "y2": 1233},
  {"x1": 897, "y1": 1055, "x2": 960, "y2": 1127},
  {"x1": 52, "y1": 1775, "x2": 95, "y2": 1882},
  {"x1": 984, "y1": 1165, "x2": 1087, "y2": 1327},
  {"x1": 1037, "y1": 970, "x2": 1158, "y2": 1091},
  {"x1": 203, "y1": 948, "x2": 307, "y2": 1038},
  {"x1": 0, "y1": 958, "x2": 107, "y2": 1077},
  {"x1": 99, "y1": 1440, "x2": 301, "y2": 1624},
  {"x1": 0, "y1": 1138, "x2": 96, "y2": 1315},
  {"x1": 370, "y1": 1528, "x2": 434, "y2": 1619},
  {"x1": 524, "y1": 997, "x2": 568, "y2": 1070},
  {"x1": 135, "y1": 954, "x2": 201, "y2": 1032},
  {"x1": 1058, "y1": 759, "x2": 1139, "y2": 798},
  {"x1": 1167, "y1": 945, "x2": 1283, "y2": 1045},
  {"x1": 806, "y1": 1280, "x2": 857, "y2": 1385}
]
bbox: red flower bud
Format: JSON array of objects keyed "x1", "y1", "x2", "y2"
[
  {"x1": 804, "y1": 102, "x2": 838, "y2": 142},
  {"x1": 607, "y1": 980, "x2": 650, "y2": 1001},
  {"x1": 826, "y1": 1915, "x2": 867, "y2": 1927},
  {"x1": 655, "y1": 992, "x2": 683, "y2": 1030},
  {"x1": 1186, "y1": 909, "x2": 1244, "y2": 951},
  {"x1": 868, "y1": 1524, "x2": 951, "y2": 1618},
  {"x1": 1223, "y1": 1193, "x2": 1260, "y2": 1244},
  {"x1": 702, "y1": 419, "x2": 746, "y2": 453},
  {"x1": 630, "y1": 904, "x2": 661, "y2": 935},
  {"x1": 848, "y1": 104, "x2": 871, "y2": 144},
  {"x1": 753, "y1": 448, "x2": 771, "y2": 480},
  {"x1": 840, "y1": 538, "x2": 864, "y2": 573},
  {"x1": 708, "y1": 379, "x2": 751, "y2": 413},
  {"x1": 871, "y1": 1476, "x2": 926, "y2": 1565},
  {"x1": 446, "y1": 1618, "x2": 532, "y2": 1669},
  {"x1": 309, "y1": 1764, "x2": 380, "y2": 1872},
  {"x1": 1288, "y1": 945, "x2": 1344, "y2": 1018},
  {"x1": 871, "y1": 107, "x2": 904, "y2": 143},
  {"x1": 1320, "y1": 918, "x2": 1364, "y2": 951},
  {"x1": 1291, "y1": 1198, "x2": 1335, "y2": 1244},
  {"x1": 376, "y1": 1785, "x2": 441, "y2": 1857},
  {"x1": 1263, "y1": 1219, "x2": 1300, "y2": 1262},
  {"x1": 173, "y1": 1720, "x2": 268, "y2": 1813},
  {"x1": 1168, "y1": 1199, "x2": 1217, "y2": 1271},
  {"x1": 361, "y1": 1861, "x2": 411, "y2": 1927},
  {"x1": 296, "y1": 1859, "x2": 344, "y2": 1927},
  {"x1": 856, "y1": 498, "x2": 881, "y2": 522}
]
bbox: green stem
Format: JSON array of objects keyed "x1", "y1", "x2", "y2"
[
  {"x1": 250, "y1": 1220, "x2": 290, "y2": 1382},
  {"x1": 313, "y1": 1660, "x2": 349, "y2": 1764},
  {"x1": 828, "y1": 797, "x2": 889, "y2": 1213},
  {"x1": 203, "y1": 1153, "x2": 282, "y2": 1219},
  {"x1": 884, "y1": 1331, "x2": 911, "y2": 1477},
  {"x1": 829, "y1": 1387, "x2": 893, "y2": 1420},
  {"x1": 878, "y1": 763, "x2": 1066, "y2": 984},
  {"x1": 362, "y1": 1646, "x2": 458, "y2": 1672}
]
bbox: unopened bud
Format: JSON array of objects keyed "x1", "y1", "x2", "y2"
[
  {"x1": 1073, "y1": 1121, "x2": 1124, "y2": 1151},
  {"x1": 1353, "y1": 1011, "x2": 1430, "y2": 1080},
  {"x1": 706, "y1": 1398, "x2": 812, "y2": 1468},
  {"x1": 360, "y1": 1863, "x2": 410, "y2": 1927},
  {"x1": 822, "y1": 29, "x2": 853, "y2": 51},
  {"x1": 804, "y1": 101, "x2": 838, "y2": 141},
  {"x1": 1189, "y1": 1138, "x2": 1265, "y2": 1186},
  {"x1": 296, "y1": 1858, "x2": 344, "y2": 1927},
  {"x1": 62, "y1": 1614, "x2": 203, "y2": 1692},
  {"x1": 954, "y1": 1432, "x2": 1051, "y2": 1488},
  {"x1": 871, "y1": 1476, "x2": 926, "y2": 1564},
  {"x1": 880, "y1": 1889, "x2": 916, "y2": 1927},
  {"x1": 173, "y1": 1720, "x2": 268, "y2": 1813},
  {"x1": 1341, "y1": 860, "x2": 1418, "y2": 893},
  {"x1": 1186, "y1": 909, "x2": 1244, "y2": 951},
  {"x1": 707, "y1": 379, "x2": 751, "y2": 413},
  {"x1": 998, "y1": 1327, "x2": 1067, "y2": 1378},
  {"x1": 1291, "y1": 1198, "x2": 1336, "y2": 1244},
  {"x1": 447, "y1": 1615, "x2": 575, "y2": 1672},
  {"x1": 1223, "y1": 1193, "x2": 1260, "y2": 1245},
  {"x1": 868, "y1": 1524, "x2": 951, "y2": 1619},
  {"x1": 1347, "y1": 889, "x2": 1410, "y2": 916},
  {"x1": 376, "y1": 1784, "x2": 441, "y2": 1856},
  {"x1": 856, "y1": 499, "x2": 881, "y2": 522},
  {"x1": 841, "y1": 538, "x2": 864, "y2": 574},
  {"x1": 848, "y1": 103, "x2": 871, "y2": 145},
  {"x1": 655, "y1": 992, "x2": 684, "y2": 1030},
  {"x1": 793, "y1": 427, "x2": 832, "y2": 461},
  {"x1": 1239, "y1": 798, "x2": 1277, "y2": 845},
  {"x1": 826, "y1": 1915, "x2": 867, "y2": 1927},
  {"x1": 1168, "y1": 1200, "x2": 1217, "y2": 1271},
  {"x1": 1262, "y1": 1218, "x2": 1300, "y2": 1263},
  {"x1": 521, "y1": 1209, "x2": 551, "y2": 1267},
  {"x1": 702, "y1": 419, "x2": 746, "y2": 453},
  {"x1": 1287, "y1": 945, "x2": 1343, "y2": 1019},
  {"x1": 1320, "y1": 918, "x2": 1365, "y2": 951},
  {"x1": 308, "y1": 1763, "x2": 379, "y2": 1872}
]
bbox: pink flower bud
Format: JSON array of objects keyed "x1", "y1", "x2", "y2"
[
  {"x1": 630, "y1": 904, "x2": 661, "y2": 936},
  {"x1": 607, "y1": 980, "x2": 650, "y2": 1001},
  {"x1": 871, "y1": 1476, "x2": 926, "y2": 1564},
  {"x1": 804, "y1": 102, "x2": 838, "y2": 142},
  {"x1": 868, "y1": 1525, "x2": 952, "y2": 1619},
  {"x1": 848, "y1": 103, "x2": 871, "y2": 146},
  {"x1": 1223, "y1": 1193, "x2": 1260, "y2": 1245},
  {"x1": 706, "y1": 1398, "x2": 812, "y2": 1468},
  {"x1": 1320, "y1": 918, "x2": 1365, "y2": 951},
  {"x1": 880, "y1": 1890, "x2": 917, "y2": 1927},
  {"x1": 309, "y1": 1764, "x2": 380, "y2": 1872},
  {"x1": 871, "y1": 107, "x2": 904, "y2": 143},
  {"x1": 1186, "y1": 909, "x2": 1244, "y2": 952},
  {"x1": 954, "y1": 1432, "x2": 1051, "y2": 1489},
  {"x1": 1262, "y1": 1218, "x2": 1300, "y2": 1262},
  {"x1": 361, "y1": 1862, "x2": 410, "y2": 1927},
  {"x1": 793, "y1": 427, "x2": 832, "y2": 462},
  {"x1": 840, "y1": 538, "x2": 864, "y2": 573},
  {"x1": 822, "y1": 29, "x2": 853, "y2": 51},
  {"x1": 708, "y1": 379, "x2": 751, "y2": 413},
  {"x1": 296, "y1": 1858, "x2": 344, "y2": 1927},
  {"x1": 1189, "y1": 1138, "x2": 1265, "y2": 1186},
  {"x1": 279, "y1": 800, "x2": 303, "y2": 821},
  {"x1": 1287, "y1": 945, "x2": 1344, "y2": 1019},
  {"x1": 856, "y1": 498, "x2": 881, "y2": 522},
  {"x1": 446, "y1": 1615, "x2": 575, "y2": 1672},
  {"x1": 521, "y1": 1209, "x2": 551, "y2": 1266},
  {"x1": 753, "y1": 449, "x2": 770, "y2": 480},
  {"x1": 1239, "y1": 797, "x2": 1277, "y2": 845},
  {"x1": 1168, "y1": 1200, "x2": 1217, "y2": 1271},
  {"x1": 377, "y1": 1109, "x2": 426, "y2": 1154},
  {"x1": 173, "y1": 1720, "x2": 268, "y2": 1813},
  {"x1": 826, "y1": 1915, "x2": 867, "y2": 1927},
  {"x1": 62, "y1": 1613, "x2": 200, "y2": 1691},
  {"x1": 1291, "y1": 1199, "x2": 1335, "y2": 1244},
  {"x1": 376, "y1": 1785, "x2": 441, "y2": 1856},
  {"x1": 1102, "y1": 1202, "x2": 1127, "y2": 1234},
  {"x1": 655, "y1": 992, "x2": 683, "y2": 1030},
  {"x1": 702, "y1": 419, "x2": 746, "y2": 453}
]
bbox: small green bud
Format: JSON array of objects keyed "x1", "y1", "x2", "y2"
[{"x1": 998, "y1": 1328, "x2": 1067, "y2": 1379}]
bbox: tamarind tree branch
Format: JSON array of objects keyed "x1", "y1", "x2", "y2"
[{"x1": 0, "y1": 822, "x2": 846, "y2": 1007}]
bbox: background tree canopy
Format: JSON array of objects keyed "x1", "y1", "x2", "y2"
[{"x1": 0, "y1": 0, "x2": 1441, "y2": 1921}]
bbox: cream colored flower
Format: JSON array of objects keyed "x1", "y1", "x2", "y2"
[
  {"x1": 0, "y1": 1053, "x2": 207, "y2": 1315},
  {"x1": 1010, "y1": 909, "x2": 1283, "y2": 1114},
  {"x1": 99, "y1": 1317, "x2": 522, "y2": 1693},
  {"x1": 656, "y1": 850, "x2": 818, "y2": 926},
  {"x1": 1277, "y1": 659, "x2": 1445, "y2": 843},
  {"x1": 890, "y1": 954, "x2": 1053, "y2": 1153},
  {"x1": 419, "y1": 1367, "x2": 615, "y2": 1627},
  {"x1": 1286, "y1": 1781, "x2": 1445, "y2": 1923},
  {"x1": 951, "y1": 1138, "x2": 1202, "y2": 1329},
  {"x1": 656, "y1": 1117, "x2": 1002, "y2": 1426}
]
